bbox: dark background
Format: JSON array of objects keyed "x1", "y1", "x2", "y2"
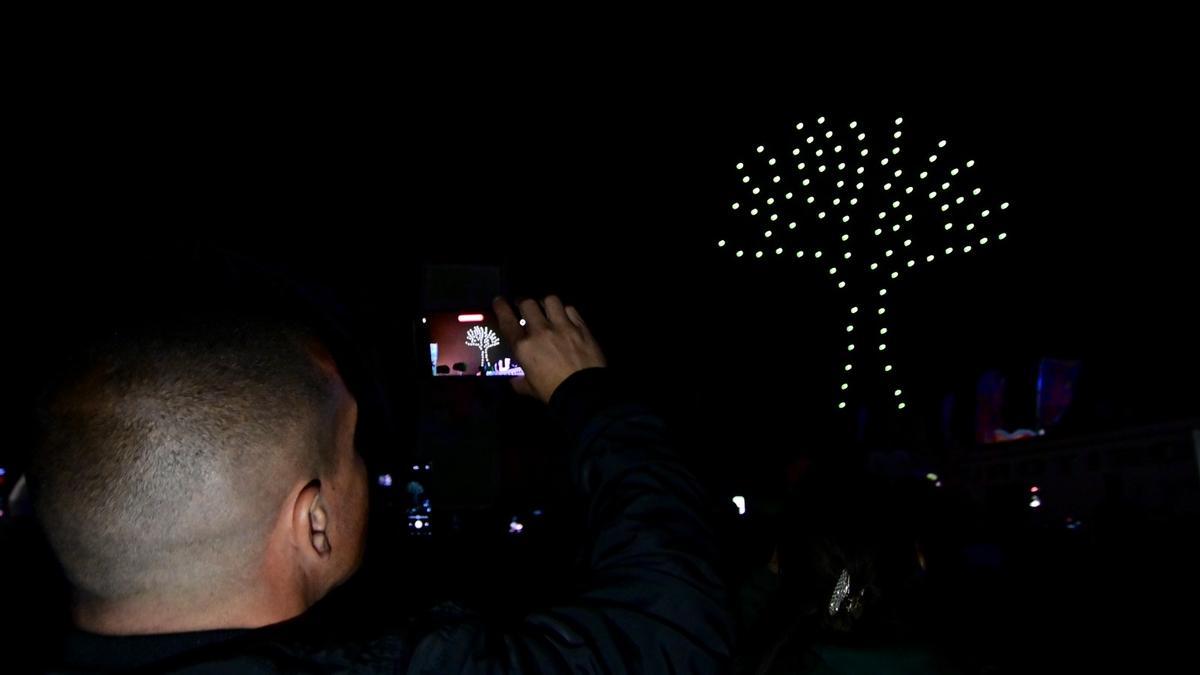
[{"x1": 2, "y1": 38, "x2": 1198, "y2": 673}]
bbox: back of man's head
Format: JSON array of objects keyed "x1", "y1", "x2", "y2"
[{"x1": 29, "y1": 308, "x2": 339, "y2": 608}]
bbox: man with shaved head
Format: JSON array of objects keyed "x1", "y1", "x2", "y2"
[{"x1": 33, "y1": 294, "x2": 731, "y2": 673}]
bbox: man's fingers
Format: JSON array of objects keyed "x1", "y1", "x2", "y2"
[
  {"x1": 517, "y1": 298, "x2": 549, "y2": 331},
  {"x1": 542, "y1": 295, "x2": 570, "y2": 327},
  {"x1": 510, "y1": 376, "x2": 535, "y2": 397},
  {"x1": 564, "y1": 305, "x2": 590, "y2": 333},
  {"x1": 493, "y1": 297, "x2": 524, "y2": 344}
]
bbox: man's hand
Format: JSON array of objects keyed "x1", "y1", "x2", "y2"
[{"x1": 493, "y1": 295, "x2": 606, "y2": 404}]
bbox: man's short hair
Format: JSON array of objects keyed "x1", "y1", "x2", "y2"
[{"x1": 29, "y1": 310, "x2": 338, "y2": 602}]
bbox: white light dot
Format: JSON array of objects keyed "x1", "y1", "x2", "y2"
[
  {"x1": 807, "y1": 196, "x2": 815, "y2": 203},
  {"x1": 768, "y1": 158, "x2": 777, "y2": 166},
  {"x1": 842, "y1": 215, "x2": 851, "y2": 223},
  {"x1": 837, "y1": 162, "x2": 846, "y2": 170},
  {"x1": 837, "y1": 180, "x2": 845, "y2": 188},
  {"x1": 881, "y1": 158, "x2": 889, "y2": 166},
  {"x1": 870, "y1": 262, "x2": 879, "y2": 270},
  {"x1": 798, "y1": 162, "x2": 806, "y2": 170},
  {"x1": 793, "y1": 148, "x2": 800, "y2": 155},
  {"x1": 816, "y1": 149, "x2": 824, "y2": 157},
  {"x1": 756, "y1": 145, "x2": 765, "y2": 153},
  {"x1": 807, "y1": 136, "x2": 814, "y2": 144},
  {"x1": 736, "y1": 250, "x2": 745, "y2": 257},
  {"x1": 951, "y1": 168, "x2": 960, "y2": 176},
  {"x1": 904, "y1": 214, "x2": 912, "y2": 221},
  {"x1": 966, "y1": 223, "x2": 975, "y2": 231},
  {"x1": 881, "y1": 327, "x2": 890, "y2": 335},
  {"x1": 942, "y1": 182, "x2": 950, "y2": 190},
  {"x1": 764, "y1": 230, "x2": 772, "y2": 238},
  {"x1": 920, "y1": 171, "x2": 929, "y2": 179},
  {"x1": 849, "y1": 121, "x2": 858, "y2": 129},
  {"x1": 963, "y1": 245, "x2": 973, "y2": 253},
  {"x1": 898, "y1": 402, "x2": 907, "y2": 410},
  {"x1": 818, "y1": 211, "x2": 826, "y2": 219},
  {"x1": 785, "y1": 192, "x2": 793, "y2": 199},
  {"x1": 895, "y1": 389, "x2": 902, "y2": 396},
  {"x1": 825, "y1": 130, "x2": 833, "y2": 139},
  {"x1": 894, "y1": 130, "x2": 902, "y2": 139},
  {"x1": 817, "y1": 116, "x2": 825, "y2": 124},
  {"x1": 956, "y1": 197, "x2": 965, "y2": 204},
  {"x1": 966, "y1": 160, "x2": 975, "y2": 167},
  {"x1": 892, "y1": 147, "x2": 900, "y2": 155},
  {"x1": 773, "y1": 176, "x2": 781, "y2": 183},
  {"x1": 743, "y1": 176, "x2": 751, "y2": 183},
  {"x1": 885, "y1": 249, "x2": 894, "y2": 257},
  {"x1": 907, "y1": 260, "x2": 915, "y2": 267},
  {"x1": 879, "y1": 343, "x2": 887, "y2": 350},
  {"x1": 892, "y1": 224, "x2": 901, "y2": 232},
  {"x1": 878, "y1": 211, "x2": 887, "y2": 219},
  {"x1": 838, "y1": 281, "x2": 846, "y2": 288},
  {"x1": 938, "y1": 139, "x2": 947, "y2": 148},
  {"x1": 737, "y1": 162, "x2": 744, "y2": 170},
  {"x1": 929, "y1": 191, "x2": 937, "y2": 199},
  {"x1": 906, "y1": 186, "x2": 914, "y2": 194},
  {"x1": 980, "y1": 237, "x2": 989, "y2": 244},
  {"x1": 796, "y1": 250, "x2": 804, "y2": 257},
  {"x1": 945, "y1": 223, "x2": 954, "y2": 230},
  {"x1": 814, "y1": 251, "x2": 823, "y2": 258},
  {"x1": 776, "y1": 247, "x2": 784, "y2": 255},
  {"x1": 884, "y1": 183, "x2": 892, "y2": 191},
  {"x1": 892, "y1": 200, "x2": 901, "y2": 209},
  {"x1": 927, "y1": 254, "x2": 935, "y2": 262},
  {"x1": 973, "y1": 188, "x2": 982, "y2": 195},
  {"x1": 895, "y1": 117, "x2": 903, "y2": 125},
  {"x1": 929, "y1": 155, "x2": 938, "y2": 162},
  {"x1": 756, "y1": 251, "x2": 763, "y2": 258},
  {"x1": 752, "y1": 187, "x2": 760, "y2": 195},
  {"x1": 844, "y1": 251, "x2": 852, "y2": 259},
  {"x1": 732, "y1": 202, "x2": 740, "y2": 210},
  {"x1": 879, "y1": 289, "x2": 888, "y2": 296},
  {"x1": 767, "y1": 198, "x2": 775, "y2": 205},
  {"x1": 848, "y1": 341, "x2": 855, "y2": 348},
  {"x1": 842, "y1": 233, "x2": 850, "y2": 241},
  {"x1": 829, "y1": 267, "x2": 838, "y2": 274},
  {"x1": 819, "y1": 165, "x2": 827, "y2": 173},
  {"x1": 750, "y1": 208, "x2": 758, "y2": 215},
  {"x1": 796, "y1": 122, "x2": 804, "y2": 130},
  {"x1": 945, "y1": 247, "x2": 954, "y2": 254},
  {"x1": 834, "y1": 145, "x2": 842, "y2": 153},
  {"x1": 998, "y1": 232, "x2": 1008, "y2": 240},
  {"x1": 982, "y1": 209, "x2": 991, "y2": 217},
  {"x1": 878, "y1": 307, "x2": 887, "y2": 315},
  {"x1": 803, "y1": 178, "x2": 811, "y2": 186},
  {"x1": 861, "y1": 148, "x2": 869, "y2": 157},
  {"x1": 842, "y1": 382, "x2": 850, "y2": 390},
  {"x1": 941, "y1": 204, "x2": 950, "y2": 212},
  {"x1": 718, "y1": 240, "x2": 726, "y2": 247},
  {"x1": 903, "y1": 239, "x2": 912, "y2": 246},
  {"x1": 851, "y1": 306, "x2": 859, "y2": 314},
  {"x1": 789, "y1": 222, "x2": 797, "y2": 229},
  {"x1": 857, "y1": 166, "x2": 865, "y2": 174},
  {"x1": 839, "y1": 401, "x2": 847, "y2": 409},
  {"x1": 858, "y1": 132, "x2": 866, "y2": 141},
  {"x1": 891, "y1": 271, "x2": 899, "y2": 279},
  {"x1": 1001, "y1": 202, "x2": 1010, "y2": 210},
  {"x1": 885, "y1": 364, "x2": 894, "y2": 372}
]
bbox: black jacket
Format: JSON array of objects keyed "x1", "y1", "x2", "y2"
[{"x1": 46, "y1": 368, "x2": 732, "y2": 673}]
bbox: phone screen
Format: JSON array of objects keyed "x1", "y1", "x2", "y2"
[{"x1": 421, "y1": 310, "x2": 525, "y2": 377}]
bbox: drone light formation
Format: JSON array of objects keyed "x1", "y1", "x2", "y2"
[{"x1": 718, "y1": 115, "x2": 1013, "y2": 414}]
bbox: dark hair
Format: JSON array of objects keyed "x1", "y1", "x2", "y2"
[{"x1": 28, "y1": 307, "x2": 338, "y2": 602}]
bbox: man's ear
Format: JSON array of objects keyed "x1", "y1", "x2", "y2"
[{"x1": 292, "y1": 480, "x2": 332, "y2": 558}]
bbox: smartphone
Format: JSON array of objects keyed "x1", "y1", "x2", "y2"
[{"x1": 419, "y1": 310, "x2": 525, "y2": 377}]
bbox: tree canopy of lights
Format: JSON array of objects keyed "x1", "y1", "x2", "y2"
[
  {"x1": 465, "y1": 325, "x2": 501, "y2": 369},
  {"x1": 718, "y1": 115, "x2": 1013, "y2": 414}
]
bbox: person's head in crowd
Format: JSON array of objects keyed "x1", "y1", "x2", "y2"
[{"x1": 28, "y1": 274, "x2": 369, "y2": 636}]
